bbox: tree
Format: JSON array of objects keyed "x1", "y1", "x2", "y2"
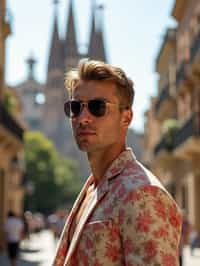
[
  {"x1": 3, "y1": 90, "x2": 17, "y2": 114},
  {"x1": 24, "y1": 131, "x2": 82, "y2": 214}
]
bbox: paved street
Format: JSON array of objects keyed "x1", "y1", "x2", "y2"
[
  {"x1": 0, "y1": 230, "x2": 200, "y2": 265},
  {"x1": 182, "y1": 245, "x2": 200, "y2": 266}
]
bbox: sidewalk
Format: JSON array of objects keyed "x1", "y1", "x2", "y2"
[
  {"x1": 183, "y1": 245, "x2": 200, "y2": 266},
  {"x1": 0, "y1": 230, "x2": 55, "y2": 266},
  {"x1": 0, "y1": 252, "x2": 38, "y2": 266}
]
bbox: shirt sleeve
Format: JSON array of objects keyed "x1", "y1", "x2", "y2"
[{"x1": 118, "y1": 185, "x2": 182, "y2": 266}]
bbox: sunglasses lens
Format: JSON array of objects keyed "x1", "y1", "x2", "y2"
[
  {"x1": 64, "y1": 101, "x2": 81, "y2": 117},
  {"x1": 64, "y1": 101, "x2": 71, "y2": 117},
  {"x1": 70, "y1": 101, "x2": 81, "y2": 117},
  {"x1": 89, "y1": 100, "x2": 106, "y2": 117},
  {"x1": 64, "y1": 100, "x2": 107, "y2": 118}
]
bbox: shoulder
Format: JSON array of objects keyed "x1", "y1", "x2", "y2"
[
  {"x1": 110, "y1": 159, "x2": 167, "y2": 195},
  {"x1": 109, "y1": 160, "x2": 181, "y2": 219}
]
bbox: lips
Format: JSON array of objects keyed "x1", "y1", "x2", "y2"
[{"x1": 77, "y1": 131, "x2": 96, "y2": 137}]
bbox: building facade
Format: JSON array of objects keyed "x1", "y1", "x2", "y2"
[
  {"x1": 0, "y1": 0, "x2": 25, "y2": 249},
  {"x1": 144, "y1": 0, "x2": 200, "y2": 232}
]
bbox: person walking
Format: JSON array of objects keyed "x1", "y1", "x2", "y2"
[
  {"x1": 4, "y1": 211, "x2": 24, "y2": 266},
  {"x1": 179, "y1": 211, "x2": 191, "y2": 266}
]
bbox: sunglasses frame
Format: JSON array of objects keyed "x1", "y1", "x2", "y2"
[{"x1": 64, "y1": 98, "x2": 128, "y2": 118}]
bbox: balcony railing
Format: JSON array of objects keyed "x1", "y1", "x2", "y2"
[
  {"x1": 176, "y1": 63, "x2": 186, "y2": 89},
  {"x1": 154, "y1": 112, "x2": 200, "y2": 156},
  {"x1": 175, "y1": 28, "x2": 200, "y2": 90},
  {"x1": 0, "y1": 102, "x2": 24, "y2": 142},
  {"x1": 155, "y1": 85, "x2": 170, "y2": 114},
  {"x1": 154, "y1": 136, "x2": 173, "y2": 155},
  {"x1": 173, "y1": 112, "x2": 200, "y2": 149},
  {"x1": 154, "y1": 136, "x2": 166, "y2": 155},
  {"x1": 190, "y1": 29, "x2": 200, "y2": 64}
]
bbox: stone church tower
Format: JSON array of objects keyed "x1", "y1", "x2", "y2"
[{"x1": 43, "y1": 0, "x2": 107, "y2": 176}]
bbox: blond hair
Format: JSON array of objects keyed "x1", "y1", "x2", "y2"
[{"x1": 65, "y1": 59, "x2": 134, "y2": 107}]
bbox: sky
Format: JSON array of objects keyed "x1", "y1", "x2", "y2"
[{"x1": 5, "y1": 0, "x2": 176, "y2": 132}]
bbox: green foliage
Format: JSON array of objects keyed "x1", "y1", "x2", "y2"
[
  {"x1": 161, "y1": 119, "x2": 180, "y2": 150},
  {"x1": 24, "y1": 131, "x2": 82, "y2": 214},
  {"x1": 3, "y1": 91, "x2": 17, "y2": 113}
]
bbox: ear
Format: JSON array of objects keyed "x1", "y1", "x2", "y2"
[{"x1": 122, "y1": 109, "x2": 133, "y2": 128}]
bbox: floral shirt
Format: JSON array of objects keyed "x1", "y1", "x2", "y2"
[{"x1": 53, "y1": 148, "x2": 182, "y2": 266}]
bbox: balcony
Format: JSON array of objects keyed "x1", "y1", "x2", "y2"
[
  {"x1": 174, "y1": 112, "x2": 200, "y2": 159},
  {"x1": 0, "y1": 102, "x2": 24, "y2": 142},
  {"x1": 154, "y1": 136, "x2": 169, "y2": 155},
  {"x1": 154, "y1": 85, "x2": 175, "y2": 120},
  {"x1": 155, "y1": 85, "x2": 169, "y2": 113},
  {"x1": 153, "y1": 135, "x2": 175, "y2": 169},
  {"x1": 176, "y1": 63, "x2": 186, "y2": 89},
  {"x1": 176, "y1": 29, "x2": 200, "y2": 89},
  {"x1": 190, "y1": 29, "x2": 200, "y2": 65}
]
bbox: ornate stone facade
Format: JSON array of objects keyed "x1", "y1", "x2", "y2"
[
  {"x1": 0, "y1": 0, "x2": 25, "y2": 250},
  {"x1": 144, "y1": 0, "x2": 200, "y2": 233}
]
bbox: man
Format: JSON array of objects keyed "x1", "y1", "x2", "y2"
[
  {"x1": 4, "y1": 211, "x2": 24, "y2": 266},
  {"x1": 53, "y1": 59, "x2": 182, "y2": 266}
]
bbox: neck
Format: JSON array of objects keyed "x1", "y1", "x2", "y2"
[{"x1": 87, "y1": 144, "x2": 126, "y2": 187}]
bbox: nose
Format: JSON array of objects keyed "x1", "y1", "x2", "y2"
[{"x1": 77, "y1": 103, "x2": 93, "y2": 125}]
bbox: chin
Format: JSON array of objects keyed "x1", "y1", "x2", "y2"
[
  {"x1": 77, "y1": 142, "x2": 99, "y2": 153},
  {"x1": 77, "y1": 141, "x2": 91, "y2": 151},
  {"x1": 78, "y1": 145, "x2": 88, "y2": 151}
]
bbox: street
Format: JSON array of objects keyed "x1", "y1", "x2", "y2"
[{"x1": 0, "y1": 230, "x2": 200, "y2": 265}]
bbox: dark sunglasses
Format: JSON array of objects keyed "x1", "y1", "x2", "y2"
[{"x1": 64, "y1": 99, "x2": 128, "y2": 118}]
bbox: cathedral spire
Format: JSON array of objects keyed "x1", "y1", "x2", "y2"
[
  {"x1": 88, "y1": 2, "x2": 106, "y2": 61},
  {"x1": 53, "y1": 0, "x2": 59, "y2": 14},
  {"x1": 64, "y1": 0, "x2": 78, "y2": 60},
  {"x1": 47, "y1": 0, "x2": 63, "y2": 71},
  {"x1": 52, "y1": 0, "x2": 59, "y2": 36}
]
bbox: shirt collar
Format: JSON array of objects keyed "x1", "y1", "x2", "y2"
[{"x1": 103, "y1": 147, "x2": 136, "y2": 180}]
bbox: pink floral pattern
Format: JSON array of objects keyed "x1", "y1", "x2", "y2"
[{"x1": 53, "y1": 148, "x2": 182, "y2": 266}]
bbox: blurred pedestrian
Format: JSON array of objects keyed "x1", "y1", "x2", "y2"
[
  {"x1": 179, "y1": 210, "x2": 191, "y2": 265},
  {"x1": 190, "y1": 227, "x2": 200, "y2": 255},
  {"x1": 22, "y1": 212, "x2": 30, "y2": 240},
  {"x1": 55, "y1": 210, "x2": 68, "y2": 240},
  {"x1": 4, "y1": 211, "x2": 24, "y2": 266}
]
